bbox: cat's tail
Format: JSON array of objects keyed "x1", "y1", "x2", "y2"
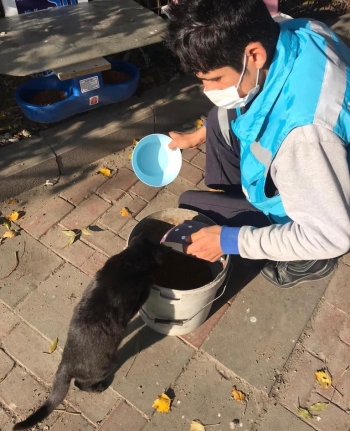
[{"x1": 13, "y1": 364, "x2": 71, "y2": 430}]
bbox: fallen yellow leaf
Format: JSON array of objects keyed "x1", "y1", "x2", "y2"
[
  {"x1": 99, "y1": 168, "x2": 111, "y2": 177},
  {"x1": 232, "y1": 386, "x2": 246, "y2": 401},
  {"x1": 3, "y1": 218, "x2": 11, "y2": 230},
  {"x1": 48, "y1": 337, "x2": 58, "y2": 354},
  {"x1": 315, "y1": 369, "x2": 332, "y2": 389},
  {"x1": 128, "y1": 139, "x2": 139, "y2": 160},
  {"x1": 7, "y1": 199, "x2": 18, "y2": 205},
  {"x1": 309, "y1": 402, "x2": 329, "y2": 413},
  {"x1": 7, "y1": 211, "x2": 19, "y2": 221},
  {"x1": 62, "y1": 236, "x2": 76, "y2": 248},
  {"x1": 3, "y1": 230, "x2": 19, "y2": 239},
  {"x1": 120, "y1": 207, "x2": 132, "y2": 217},
  {"x1": 297, "y1": 407, "x2": 313, "y2": 420},
  {"x1": 152, "y1": 393, "x2": 171, "y2": 413},
  {"x1": 81, "y1": 227, "x2": 92, "y2": 236},
  {"x1": 62, "y1": 230, "x2": 76, "y2": 237},
  {"x1": 189, "y1": 420, "x2": 205, "y2": 431}
]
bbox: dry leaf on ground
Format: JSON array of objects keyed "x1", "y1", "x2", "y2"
[
  {"x1": 81, "y1": 227, "x2": 92, "y2": 236},
  {"x1": 3, "y1": 218, "x2": 11, "y2": 230},
  {"x1": 7, "y1": 199, "x2": 18, "y2": 205},
  {"x1": 232, "y1": 386, "x2": 246, "y2": 401},
  {"x1": 297, "y1": 407, "x2": 313, "y2": 420},
  {"x1": 62, "y1": 230, "x2": 76, "y2": 237},
  {"x1": 7, "y1": 211, "x2": 20, "y2": 221},
  {"x1": 99, "y1": 168, "x2": 111, "y2": 177},
  {"x1": 309, "y1": 402, "x2": 329, "y2": 413},
  {"x1": 315, "y1": 369, "x2": 332, "y2": 389},
  {"x1": 189, "y1": 420, "x2": 205, "y2": 431},
  {"x1": 152, "y1": 393, "x2": 171, "y2": 413},
  {"x1": 3, "y1": 230, "x2": 19, "y2": 239},
  {"x1": 48, "y1": 337, "x2": 58, "y2": 354},
  {"x1": 128, "y1": 139, "x2": 139, "y2": 160},
  {"x1": 120, "y1": 207, "x2": 132, "y2": 217}
]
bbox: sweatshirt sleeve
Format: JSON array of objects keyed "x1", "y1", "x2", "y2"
[{"x1": 238, "y1": 125, "x2": 350, "y2": 260}]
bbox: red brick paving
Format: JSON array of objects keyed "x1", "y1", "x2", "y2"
[
  {"x1": 130, "y1": 181, "x2": 163, "y2": 202},
  {"x1": 178, "y1": 160, "x2": 204, "y2": 185},
  {"x1": 20, "y1": 197, "x2": 74, "y2": 239},
  {"x1": 60, "y1": 173, "x2": 108, "y2": 206},
  {"x1": 60, "y1": 194, "x2": 111, "y2": 231},
  {"x1": 41, "y1": 225, "x2": 95, "y2": 268},
  {"x1": 97, "y1": 167, "x2": 138, "y2": 202}
]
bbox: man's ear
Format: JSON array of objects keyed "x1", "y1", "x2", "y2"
[{"x1": 246, "y1": 42, "x2": 268, "y2": 70}]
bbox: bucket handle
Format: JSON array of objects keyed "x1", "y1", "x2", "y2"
[{"x1": 141, "y1": 264, "x2": 232, "y2": 326}]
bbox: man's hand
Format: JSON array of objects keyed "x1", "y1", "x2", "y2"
[
  {"x1": 168, "y1": 126, "x2": 206, "y2": 150},
  {"x1": 186, "y1": 226, "x2": 224, "y2": 262}
]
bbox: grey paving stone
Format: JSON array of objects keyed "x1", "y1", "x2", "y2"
[
  {"x1": 81, "y1": 226, "x2": 126, "y2": 257},
  {"x1": 0, "y1": 366, "x2": 47, "y2": 418},
  {"x1": 135, "y1": 191, "x2": 179, "y2": 221},
  {"x1": 301, "y1": 302, "x2": 350, "y2": 412},
  {"x1": 324, "y1": 262, "x2": 350, "y2": 314},
  {"x1": 68, "y1": 386, "x2": 120, "y2": 425},
  {"x1": 50, "y1": 411, "x2": 95, "y2": 431},
  {"x1": 3, "y1": 322, "x2": 62, "y2": 384},
  {"x1": 0, "y1": 230, "x2": 63, "y2": 307},
  {"x1": 341, "y1": 251, "x2": 350, "y2": 267},
  {"x1": 202, "y1": 273, "x2": 330, "y2": 393},
  {"x1": 99, "y1": 401, "x2": 147, "y2": 431},
  {"x1": 143, "y1": 351, "x2": 267, "y2": 431},
  {"x1": 276, "y1": 344, "x2": 325, "y2": 408},
  {"x1": 117, "y1": 219, "x2": 138, "y2": 241},
  {"x1": 17, "y1": 263, "x2": 91, "y2": 344},
  {"x1": 165, "y1": 176, "x2": 198, "y2": 198},
  {"x1": 41, "y1": 225, "x2": 96, "y2": 268},
  {"x1": 98, "y1": 194, "x2": 146, "y2": 234},
  {"x1": 256, "y1": 404, "x2": 314, "y2": 431},
  {"x1": 0, "y1": 406, "x2": 13, "y2": 430},
  {"x1": 110, "y1": 316, "x2": 194, "y2": 417},
  {"x1": 304, "y1": 392, "x2": 350, "y2": 431},
  {"x1": 0, "y1": 302, "x2": 19, "y2": 339},
  {"x1": 0, "y1": 350, "x2": 14, "y2": 381}
]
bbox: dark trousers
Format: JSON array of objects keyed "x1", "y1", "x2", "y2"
[{"x1": 179, "y1": 106, "x2": 270, "y2": 228}]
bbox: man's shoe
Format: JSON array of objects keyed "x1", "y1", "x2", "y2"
[{"x1": 261, "y1": 259, "x2": 338, "y2": 288}]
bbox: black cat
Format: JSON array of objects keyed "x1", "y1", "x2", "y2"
[{"x1": 13, "y1": 236, "x2": 167, "y2": 430}]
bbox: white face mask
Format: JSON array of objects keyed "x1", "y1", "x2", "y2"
[{"x1": 204, "y1": 55, "x2": 260, "y2": 109}]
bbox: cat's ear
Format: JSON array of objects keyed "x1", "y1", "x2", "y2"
[{"x1": 129, "y1": 233, "x2": 147, "y2": 246}]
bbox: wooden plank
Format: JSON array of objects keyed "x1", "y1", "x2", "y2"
[
  {"x1": 0, "y1": 0, "x2": 167, "y2": 76},
  {"x1": 54, "y1": 57, "x2": 111, "y2": 80}
]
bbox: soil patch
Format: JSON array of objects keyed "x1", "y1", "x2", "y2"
[{"x1": 102, "y1": 70, "x2": 131, "y2": 85}]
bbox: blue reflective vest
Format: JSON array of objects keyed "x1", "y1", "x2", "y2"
[{"x1": 231, "y1": 19, "x2": 350, "y2": 224}]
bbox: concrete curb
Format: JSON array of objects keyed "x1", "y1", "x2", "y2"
[{"x1": 0, "y1": 76, "x2": 212, "y2": 200}]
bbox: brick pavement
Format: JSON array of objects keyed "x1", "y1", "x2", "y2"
[{"x1": 0, "y1": 134, "x2": 349, "y2": 431}]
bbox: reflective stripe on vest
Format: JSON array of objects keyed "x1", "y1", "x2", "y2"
[{"x1": 223, "y1": 19, "x2": 350, "y2": 222}]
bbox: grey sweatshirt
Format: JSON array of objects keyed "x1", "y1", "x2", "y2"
[{"x1": 238, "y1": 124, "x2": 350, "y2": 260}]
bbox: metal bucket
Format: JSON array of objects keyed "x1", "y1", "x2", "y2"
[{"x1": 128, "y1": 208, "x2": 231, "y2": 336}]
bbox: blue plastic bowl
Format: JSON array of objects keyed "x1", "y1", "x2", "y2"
[{"x1": 132, "y1": 134, "x2": 182, "y2": 187}]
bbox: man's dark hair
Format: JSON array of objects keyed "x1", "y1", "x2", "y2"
[{"x1": 164, "y1": 0, "x2": 280, "y2": 74}]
